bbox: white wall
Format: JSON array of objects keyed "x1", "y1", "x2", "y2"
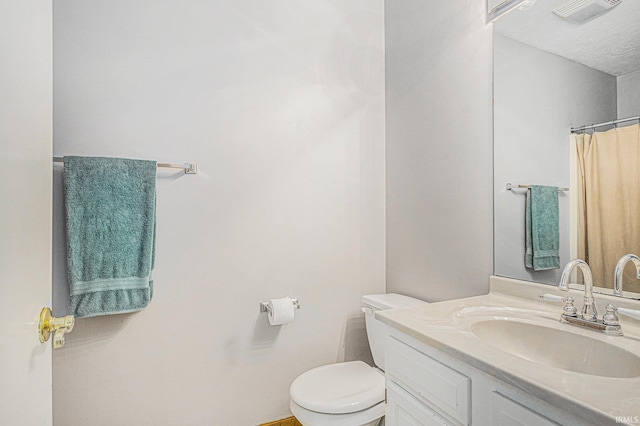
[
  {"x1": 493, "y1": 35, "x2": 617, "y2": 285},
  {"x1": 385, "y1": 0, "x2": 493, "y2": 301},
  {"x1": 618, "y1": 69, "x2": 640, "y2": 119},
  {"x1": 52, "y1": 1, "x2": 385, "y2": 424}
]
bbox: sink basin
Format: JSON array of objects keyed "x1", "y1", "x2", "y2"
[{"x1": 471, "y1": 319, "x2": 640, "y2": 378}]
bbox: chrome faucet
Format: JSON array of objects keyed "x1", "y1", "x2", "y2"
[
  {"x1": 613, "y1": 254, "x2": 640, "y2": 297},
  {"x1": 559, "y1": 259, "x2": 597, "y2": 321},
  {"x1": 557, "y1": 259, "x2": 622, "y2": 336}
]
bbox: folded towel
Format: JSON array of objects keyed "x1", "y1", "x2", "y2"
[
  {"x1": 64, "y1": 156, "x2": 157, "y2": 317},
  {"x1": 525, "y1": 185, "x2": 560, "y2": 271}
]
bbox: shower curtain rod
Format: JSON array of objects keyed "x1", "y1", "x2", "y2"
[
  {"x1": 570, "y1": 115, "x2": 640, "y2": 133},
  {"x1": 53, "y1": 156, "x2": 198, "y2": 174}
]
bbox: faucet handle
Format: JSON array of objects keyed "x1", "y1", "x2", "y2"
[
  {"x1": 540, "y1": 294, "x2": 578, "y2": 316},
  {"x1": 617, "y1": 307, "x2": 640, "y2": 321},
  {"x1": 562, "y1": 296, "x2": 578, "y2": 317},
  {"x1": 602, "y1": 304, "x2": 620, "y2": 326},
  {"x1": 540, "y1": 293, "x2": 568, "y2": 302}
]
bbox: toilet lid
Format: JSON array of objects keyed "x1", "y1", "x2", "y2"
[{"x1": 290, "y1": 361, "x2": 385, "y2": 415}]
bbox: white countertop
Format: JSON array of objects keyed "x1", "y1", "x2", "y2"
[{"x1": 376, "y1": 276, "x2": 640, "y2": 424}]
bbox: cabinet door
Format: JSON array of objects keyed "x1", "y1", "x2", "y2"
[
  {"x1": 387, "y1": 382, "x2": 454, "y2": 426},
  {"x1": 491, "y1": 392, "x2": 559, "y2": 426},
  {"x1": 387, "y1": 336, "x2": 470, "y2": 425}
]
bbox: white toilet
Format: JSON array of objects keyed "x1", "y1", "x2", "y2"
[{"x1": 289, "y1": 293, "x2": 426, "y2": 426}]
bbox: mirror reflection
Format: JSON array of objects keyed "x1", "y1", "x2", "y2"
[{"x1": 492, "y1": 0, "x2": 640, "y2": 295}]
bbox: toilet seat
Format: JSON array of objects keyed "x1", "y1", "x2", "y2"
[{"x1": 289, "y1": 361, "x2": 385, "y2": 414}]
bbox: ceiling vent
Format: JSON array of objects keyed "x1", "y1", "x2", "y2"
[{"x1": 553, "y1": 0, "x2": 622, "y2": 24}]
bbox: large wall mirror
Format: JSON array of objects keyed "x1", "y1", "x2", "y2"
[{"x1": 492, "y1": 0, "x2": 640, "y2": 297}]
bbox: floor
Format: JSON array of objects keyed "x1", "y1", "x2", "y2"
[{"x1": 260, "y1": 416, "x2": 303, "y2": 426}]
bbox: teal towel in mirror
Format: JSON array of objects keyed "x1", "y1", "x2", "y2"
[
  {"x1": 64, "y1": 156, "x2": 157, "y2": 317},
  {"x1": 525, "y1": 185, "x2": 560, "y2": 271}
]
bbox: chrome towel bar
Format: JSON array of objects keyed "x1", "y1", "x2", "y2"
[{"x1": 53, "y1": 156, "x2": 198, "y2": 174}]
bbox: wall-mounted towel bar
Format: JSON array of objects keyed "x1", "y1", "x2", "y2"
[
  {"x1": 53, "y1": 156, "x2": 198, "y2": 174},
  {"x1": 506, "y1": 183, "x2": 568, "y2": 193}
]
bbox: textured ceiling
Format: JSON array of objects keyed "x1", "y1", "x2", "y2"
[{"x1": 494, "y1": 0, "x2": 640, "y2": 76}]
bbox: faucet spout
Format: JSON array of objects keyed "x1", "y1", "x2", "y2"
[
  {"x1": 559, "y1": 259, "x2": 597, "y2": 321},
  {"x1": 613, "y1": 254, "x2": 640, "y2": 297}
]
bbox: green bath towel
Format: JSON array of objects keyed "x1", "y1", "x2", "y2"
[
  {"x1": 64, "y1": 156, "x2": 157, "y2": 317},
  {"x1": 525, "y1": 185, "x2": 560, "y2": 271}
]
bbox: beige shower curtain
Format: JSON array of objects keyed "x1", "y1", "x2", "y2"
[{"x1": 575, "y1": 123, "x2": 640, "y2": 290}]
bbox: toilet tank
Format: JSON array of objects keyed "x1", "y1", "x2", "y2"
[{"x1": 362, "y1": 293, "x2": 426, "y2": 371}]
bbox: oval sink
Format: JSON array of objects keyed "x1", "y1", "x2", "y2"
[{"x1": 471, "y1": 319, "x2": 640, "y2": 378}]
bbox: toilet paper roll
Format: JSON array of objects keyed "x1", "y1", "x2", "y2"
[{"x1": 268, "y1": 297, "x2": 295, "y2": 325}]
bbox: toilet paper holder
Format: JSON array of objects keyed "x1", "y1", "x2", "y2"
[{"x1": 259, "y1": 298, "x2": 301, "y2": 314}]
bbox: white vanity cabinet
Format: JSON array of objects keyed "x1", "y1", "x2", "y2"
[{"x1": 385, "y1": 329, "x2": 602, "y2": 426}]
